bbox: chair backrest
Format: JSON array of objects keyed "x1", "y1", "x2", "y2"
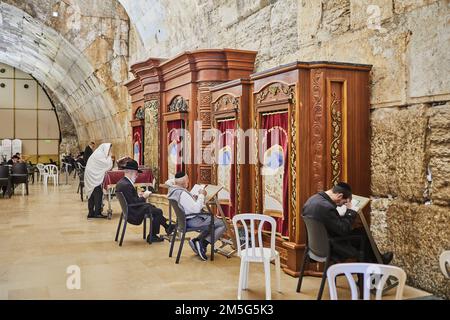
[
  {"x1": 36, "y1": 163, "x2": 45, "y2": 173},
  {"x1": 168, "y1": 199, "x2": 187, "y2": 231},
  {"x1": 303, "y1": 216, "x2": 330, "y2": 259},
  {"x1": 232, "y1": 213, "x2": 276, "y2": 259},
  {"x1": 11, "y1": 163, "x2": 27, "y2": 174},
  {"x1": 327, "y1": 263, "x2": 407, "y2": 300},
  {"x1": 439, "y1": 250, "x2": 450, "y2": 279},
  {"x1": 0, "y1": 166, "x2": 9, "y2": 178},
  {"x1": 115, "y1": 192, "x2": 128, "y2": 217},
  {"x1": 44, "y1": 164, "x2": 58, "y2": 175}
]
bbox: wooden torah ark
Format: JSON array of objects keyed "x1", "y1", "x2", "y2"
[
  {"x1": 209, "y1": 79, "x2": 253, "y2": 216},
  {"x1": 126, "y1": 54, "x2": 372, "y2": 277},
  {"x1": 249, "y1": 61, "x2": 372, "y2": 276},
  {"x1": 125, "y1": 49, "x2": 257, "y2": 190}
]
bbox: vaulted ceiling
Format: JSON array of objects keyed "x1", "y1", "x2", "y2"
[{"x1": 0, "y1": 0, "x2": 130, "y2": 154}]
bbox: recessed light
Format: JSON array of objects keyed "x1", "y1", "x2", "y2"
[{"x1": 52, "y1": 11, "x2": 58, "y2": 17}]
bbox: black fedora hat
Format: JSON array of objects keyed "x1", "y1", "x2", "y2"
[{"x1": 121, "y1": 159, "x2": 142, "y2": 173}]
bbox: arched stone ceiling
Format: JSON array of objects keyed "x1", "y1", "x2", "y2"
[{"x1": 0, "y1": 1, "x2": 131, "y2": 154}]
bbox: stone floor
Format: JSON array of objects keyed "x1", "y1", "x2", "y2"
[{"x1": 0, "y1": 176, "x2": 432, "y2": 300}]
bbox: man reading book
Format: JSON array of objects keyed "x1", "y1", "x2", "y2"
[
  {"x1": 302, "y1": 182, "x2": 393, "y2": 264},
  {"x1": 166, "y1": 171, "x2": 226, "y2": 261},
  {"x1": 116, "y1": 160, "x2": 174, "y2": 242}
]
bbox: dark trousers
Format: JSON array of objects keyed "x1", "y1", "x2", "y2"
[
  {"x1": 149, "y1": 207, "x2": 168, "y2": 236},
  {"x1": 332, "y1": 227, "x2": 377, "y2": 262},
  {"x1": 349, "y1": 227, "x2": 377, "y2": 262},
  {"x1": 88, "y1": 185, "x2": 103, "y2": 215}
]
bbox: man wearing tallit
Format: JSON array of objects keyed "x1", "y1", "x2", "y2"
[{"x1": 84, "y1": 143, "x2": 113, "y2": 219}]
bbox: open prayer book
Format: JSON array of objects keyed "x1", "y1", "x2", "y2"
[
  {"x1": 190, "y1": 184, "x2": 223, "y2": 203},
  {"x1": 337, "y1": 194, "x2": 370, "y2": 216}
]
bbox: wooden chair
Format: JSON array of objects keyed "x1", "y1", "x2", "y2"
[{"x1": 327, "y1": 263, "x2": 406, "y2": 300}]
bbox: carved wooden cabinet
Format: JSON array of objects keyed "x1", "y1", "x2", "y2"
[
  {"x1": 250, "y1": 61, "x2": 372, "y2": 276},
  {"x1": 210, "y1": 79, "x2": 253, "y2": 218},
  {"x1": 126, "y1": 54, "x2": 372, "y2": 277},
  {"x1": 126, "y1": 50, "x2": 257, "y2": 189}
]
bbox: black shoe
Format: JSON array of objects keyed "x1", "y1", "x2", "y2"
[
  {"x1": 381, "y1": 252, "x2": 393, "y2": 264},
  {"x1": 147, "y1": 235, "x2": 164, "y2": 243},
  {"x1": 93, "y1": 213, "x2": 108, "y2": 219},
  {"x1": 195, "y1": 240, "x2": 208, "y2": 261},
  {"x1": 87, "y1": 213, "x2": 95, "y2": 219},
  {"x1": 166, "y1": 224, "x2": 176, "y2": 235},
  {"x1": 189, "y1": 239, "x2": 199, "y2": 255}
]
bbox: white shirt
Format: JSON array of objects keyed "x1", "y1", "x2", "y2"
[{"x1": 165, "y1": 179, "x2": 205, "y2": 217}]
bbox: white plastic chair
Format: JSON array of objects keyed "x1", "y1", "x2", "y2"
[
  {"x1": 43, "y1": 164, "x2": 59, "y2": 186},
  {"x1": 36, "y1": 163, "x2": 45, "y2": 182},
  {"x1": 232, "y1": 213, "x2": 281, "y2": 300},
  {"x1": 439, "y1": 251, "x2": 450, "y2": 279},
  {"x1": 327, "y1": 263, "x2": 406, "y2": 300}
]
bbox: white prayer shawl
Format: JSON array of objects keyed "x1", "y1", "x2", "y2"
[{"x1": 84, "y1": 143, "x2": 113, "y2": 199}]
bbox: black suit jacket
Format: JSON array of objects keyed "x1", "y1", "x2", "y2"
[
  {"x1": 84, "y1": 146, "x2": 93, "y2": 163},
  {"x1": 302, "y1": 192, "x2": 358, "y2": 258},
  {"x1": 115, "y1": 177, "x2": 149, "y2": 225}
]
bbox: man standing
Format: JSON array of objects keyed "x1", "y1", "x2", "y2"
[
  {"x1": 302, "y1": 182, "x2": 393, "y2": 264},
  {"x1": 115, "y1": 160, "x2": 174, "y2": 242},
  {"x1": 83, "y1": 142, "x2": 95, "y2": 164},
  {"x1": 167, "y1": 171, "x2": 226, "y2": 261}
]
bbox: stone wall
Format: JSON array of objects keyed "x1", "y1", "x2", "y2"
[
  {"x1": 118, "y1": 0, "x2": 450, "y2": 297},
  {"x1": 371, "y1": 103, "x2": 450, "y2": 298}
]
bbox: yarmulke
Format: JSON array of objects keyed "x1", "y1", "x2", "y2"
[{"x1": 175, "y1": 171, "x2": 186, "y2": 179}]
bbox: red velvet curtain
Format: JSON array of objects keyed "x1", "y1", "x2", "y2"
[
  {"x1": 217, "y1": 119, "x2": 236, "y2": 218},
  {"x1": 167, "y1": 120, "x2": 184, "y2": 176},
  {"x1": 261, "y1": 112, "x2": 289, "y2": 237},
  {"x1": 132, "y1": 126, "x2": 143, "y2": 165}
]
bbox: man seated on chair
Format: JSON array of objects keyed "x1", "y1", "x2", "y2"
[
  {"x1": 302, "y1": 182, "x2": 393, "y2": 265},
  {"x1": 115, "y1": 160, "x2": 174, "y2": 243},
  {"x1": 166, "y1": 171, "x2": 226, "y2": 261}
]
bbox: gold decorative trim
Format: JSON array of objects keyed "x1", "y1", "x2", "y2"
[
  {"x1": 289, "y1": 85, "x2": 297, "y2": 236},
  {"x1": 254, "y1": 116, "x2": 259, "y2": 212},
  {"x1": 256, "y1": 83, "x2": 295, "y2": 104},
  {"x1": 168, "y1": 96, "x2": 188, "y2": 112},
  {"x1": 311, "y1": 70, "x2": 324, "y2": 192},
  {"x1": 213, "y1": 94, "x2": 239, "y2": 112},
  {"x1": 235, "y1": 110, "x2": 241, "y2": 214},
  {"x1": 144, "y1": 99, "x2": 160, "y2": 191},
  {"x1": 330, "y1": 92, "x2": 342, "y2": 186}
]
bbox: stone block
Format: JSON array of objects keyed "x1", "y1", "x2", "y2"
[
  {"x1": 371, "y1": 199, "x2": 450, "y2": 298},
  {"x1": 350, "y1": 0, "x2": 393, "y2": 30},
  {"x1": 371, "y1": 105, "x2": 429, "y2": 201},
  {"x1": 406, "y1": 1, "x2": 450, "y2": 99},
  {"x1": 428, "y1": 103, "x2": 450, "y2": 205}
]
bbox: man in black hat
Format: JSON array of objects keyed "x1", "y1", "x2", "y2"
[{"x1": 115, "y1": 160, "x2": 174, "y2": 242}]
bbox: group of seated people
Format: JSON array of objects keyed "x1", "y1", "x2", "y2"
[
  {"x1": 115, "y1": 160, "x2": 226, "y2": 260},
  {"x1": 114, "y1": 158, "x2": 392, "y2": 265}
]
